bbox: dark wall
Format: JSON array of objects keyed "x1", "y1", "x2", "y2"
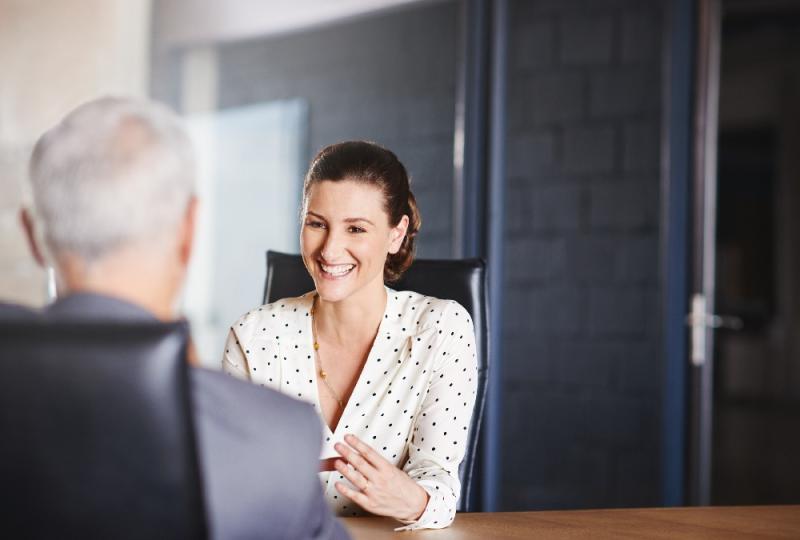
[
  {"x1": 501, "y1": 0, "x2": 665, "y2": 509},
  {"x1": 213, "y1": 2, "x2": 459, "y2": 259}
]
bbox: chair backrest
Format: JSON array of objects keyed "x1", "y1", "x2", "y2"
[
  {"x1": 0, "y1": 320, "x2": 208, "y2": 539},
  {"x1": 263, "y1": 250, "x2": 489, "y2": 512}
]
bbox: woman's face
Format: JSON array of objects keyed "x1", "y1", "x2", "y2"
[{"x1": 301, "y1": 179, "x2": 408, "y2": 305}]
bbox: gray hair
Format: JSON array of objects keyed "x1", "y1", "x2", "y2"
[{"x1": 29, "y1": 96, "x2": 196, "y2": 261}]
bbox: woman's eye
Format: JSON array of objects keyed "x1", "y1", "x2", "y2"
[
  {"x1": 306, "y1": 220, "x2": 326, "y2": 229},
  {"x1": 348, "y1": 226, "x2": 366, "y2": 233}
]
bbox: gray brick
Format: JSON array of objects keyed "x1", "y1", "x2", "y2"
[
  {"x1": 615, "y1": 234, "x2": 659, "y2": 284},
  {"x1": 611, "y1": 449, "x2": 660, "y2": 506},
  {"x1": 613, "y1": 341, "x2": 661, "y2": 394},
  {"x1": 505, "y1": 389, "x2": 585, "y2": 446},
  {"x1": 502, "y1": 335, "x2": 552, "y2": 384},
  {"x1": 590, "y1": 68, "x2": 659, "y2": 118},
  {"x1": 588, "y1": 287, "x2": 647, "y2": 337},
  {"x1": 563, "y1": 125, "x2": 616, "y2": 174},
  {"x1": 559, "y1": 16, "x2": 614, "y2": 65},
  {"x1": 620, "y1": 11, "x2": 661, "y2": 64},
  {"x1": 397, "y1": 94, "x2": 455, "y2": 139},
  {"x1": 623, "y1": 121, "x2": 660, "y2": 173},
  {"x1": 581, "y1": 394, "x2": 655, "y2": 446},
  {"x1": 413, "y1": 187, "x2": 451, "y2": 237},
  {"x1": 558, "y1": 447, "x2": 610, "y2": 505},
  {"x1": 510, "y1": 72, "x2": 585, "y2": 128},
  {"x1": 643, "y1": 288, "x2": 661, "y2": 339},
  {"x1": 507, "y1": 130, "x2": 559, "y2": 179},
  {"x1": 505, "y1": 186, "x2": 530, "y2": 233},
  {"x1": 565, "y1": 234, "x2": 620, "y2": 284},
  {"x1": 507, "y1": 183, "x2": 582, "y2": 233},
  {"x1": 402, "y1": 139, "x2": 454, "y2": 189},
  {"x1": 525, "y1": 286, "x2": 587, "y2": 337},
  {"x1": 513, "y1": 20, "x2": 556, "y2": 72},
  {"x1": 503, "y1": 285, "x2": 533, "y2": 334},
  {"x1": 589, "y1": 180, "x2": 658, "y2": 230},
  {"x1": 415, "y1": 234, "x2": 451, "y2": 259},
  {"x1": 532, "y1": 184, "x2": 583, "y2": 231},
  {"x1": 505, "y1": 236, "x2": 567, "y2": 283},
  {"x1": 553, "y1": 341, "x2": 614, "y2": 387}
]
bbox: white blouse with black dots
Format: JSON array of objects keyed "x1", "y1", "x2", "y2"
[{"x1": 222, "y1": 288, "x2": 478, "y2": 530}]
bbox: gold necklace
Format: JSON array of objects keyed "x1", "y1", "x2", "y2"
[{"x1": 311, "y1": 296, "x2": 345, "y2": 409}]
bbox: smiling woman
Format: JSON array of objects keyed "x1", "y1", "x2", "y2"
[{"x1": 222, "y1": 141, "x2": 477, "y2": 530}]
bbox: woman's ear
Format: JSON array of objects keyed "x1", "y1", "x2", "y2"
[{"x1": 388, "y1": 215, "x2": 410, "y2": 255}]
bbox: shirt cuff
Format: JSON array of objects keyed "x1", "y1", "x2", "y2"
[{"x1": 393, "y1": 483, "x2": 453, "y2": 531}]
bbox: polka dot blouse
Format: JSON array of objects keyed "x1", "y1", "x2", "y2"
[{"x1": 222, "y1": 288, "x2": 478, "y2": 530}]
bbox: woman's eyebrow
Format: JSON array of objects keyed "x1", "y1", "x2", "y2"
[
  {"x1": 306, "y1": 211, "x2": 374, "y2": 226},
  {"x1": 306, "y1": 211, "x2": 327, "y2": 220},
  {"x1": 343, "y1": 217, "x2": 375, "y2": 226}
]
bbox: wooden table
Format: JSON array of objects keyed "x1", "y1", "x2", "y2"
[{"x1": 342, "y1": 506, "x2": 800, "y2": 539}]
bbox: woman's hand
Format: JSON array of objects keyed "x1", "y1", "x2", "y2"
[{"x1": 333, "y1": 434, "x2": 429, "y2": 522}]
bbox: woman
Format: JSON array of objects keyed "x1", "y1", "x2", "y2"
[{"x1": 222, "y1": 141, "x2": 477, "y2": 530}]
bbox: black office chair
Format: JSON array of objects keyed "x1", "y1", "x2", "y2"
[
  {"x1": 263, "y1": 250, "x2": 488, "y2": 512},
  {"x1": 0, "y1": 320, "x2": 207, "y2": 539}
]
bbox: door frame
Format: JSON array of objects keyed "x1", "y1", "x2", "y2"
[
  {"x1": 688, "y1": 0, "x2": 722, "y2": 507},
  {"x1": 662, "y1": 0, "x2": 723, "y2": 507},
  {"x1": 661, "y1": 0, "x2": 696, "y2": 507}
]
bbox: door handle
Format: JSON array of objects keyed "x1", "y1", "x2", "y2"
[
  {"x1": 686, "y1": 293, "x2": 743, "y2": 366},
  {"x1": 686, "y1": 312, "x2": 743, "y2": 330}
]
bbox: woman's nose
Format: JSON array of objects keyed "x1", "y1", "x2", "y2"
[{"x1": 320, "y1": 229, "x2": 344, "y2": 261}]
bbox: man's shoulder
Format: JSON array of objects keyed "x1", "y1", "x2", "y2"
[
  {"x1": 191, "y1": 366, "x2": 309, "y2": 408},
  {"x1": 189, "y1": 368, "x2": 338, "y2": 540},
  {"x1": 190, "y1": 367, "x2": 320, "y2": 445},
  {"x1": 0, "y1": 301, "x2": 39, "y2": 320}
]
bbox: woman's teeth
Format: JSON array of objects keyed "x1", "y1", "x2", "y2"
[{"x1": 321, "y1": 263, "x2": 355, "y2": 277}]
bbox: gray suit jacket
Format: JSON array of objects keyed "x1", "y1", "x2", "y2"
[{"x1": 11, "y1": 293, "x2": 349, "y2": 540}]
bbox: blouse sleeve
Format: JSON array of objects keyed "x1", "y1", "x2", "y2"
[
  {"x1": 396, "y1": 301, "x2": 478, "y2": 531},
  {"x1": 221, "y1": 326, "x2": 251, "y2": 382}
]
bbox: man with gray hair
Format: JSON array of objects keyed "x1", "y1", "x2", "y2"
[{"x1": 19, "y1": 96, "x2": 349, "y2": 540}]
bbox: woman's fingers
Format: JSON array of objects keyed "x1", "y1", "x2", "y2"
[
  {"x1": 334, "y1": 459, "x2": 369, "y2": 491},
  {"x1": 335, "y1": 481, "x2": 372, "y2": 510},
  {"x1": 334, "y1": 441, "x2": 378, "y2": 479},
  {"x1": 343, "y1": 434, "x2": 387, "y2": 469}
]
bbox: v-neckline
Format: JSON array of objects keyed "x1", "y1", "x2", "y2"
[{"x1": 307, "y1": 288, "x2": 394, "y2": 436}]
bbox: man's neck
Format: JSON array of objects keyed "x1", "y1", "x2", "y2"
[{"x1": 55, "y1": 251, "x2": 180, "y2": 322}]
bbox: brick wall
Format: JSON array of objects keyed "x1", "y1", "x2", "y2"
[
  {"x1": 501, "y1": 0, "x2": 665, "y2": 509},
  {"x1": 156, "y1": 1, "x2": 460, "y2": 259}
]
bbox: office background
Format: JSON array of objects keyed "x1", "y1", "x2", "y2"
[{"x1": 1, "y1": 0, "x2": 798, "y2": 513}]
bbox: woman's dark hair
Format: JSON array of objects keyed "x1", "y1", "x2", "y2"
[{"x1": 303, "y1": 140, "x2": 421, "y2": 283}]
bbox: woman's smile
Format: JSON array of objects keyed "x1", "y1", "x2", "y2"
[{"x1": 319, "y1": 261, "x2": 356, "y2": 279}]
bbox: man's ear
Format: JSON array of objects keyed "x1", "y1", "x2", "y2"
[
  {"x1": 388, "y1": 214, "x2": 410, "y2": 255},
  {"x1": 178, "y1": 196, "x2": 198, "y2": 267},
  {"x1": 20, "y1": 208, "x2": 46, "y2": 268}
]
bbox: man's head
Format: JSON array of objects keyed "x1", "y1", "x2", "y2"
[{"x1": 23, "y1": 97, "x2": 197, "y2": 318}]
